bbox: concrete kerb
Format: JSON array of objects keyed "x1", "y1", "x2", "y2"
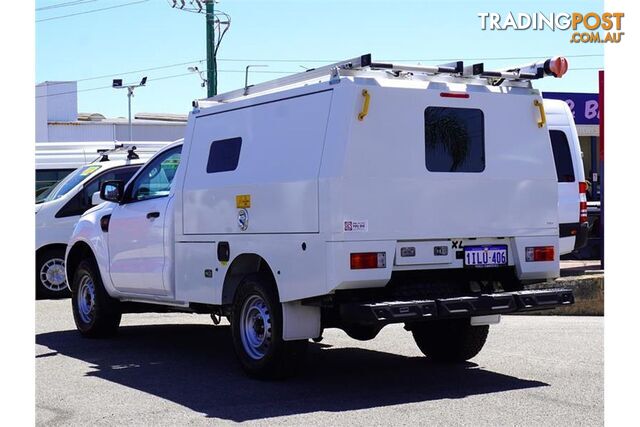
[{"x1": 522, "y1": 272, "x2": 604, "y2": 316}]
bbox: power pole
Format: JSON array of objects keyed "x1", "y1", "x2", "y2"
[
  {"x1": 168, "y1": 1, "x2": 230, "y2": 98},
  {"x1": 206, "y1": 0, "x2": 216, "y2": 97}
]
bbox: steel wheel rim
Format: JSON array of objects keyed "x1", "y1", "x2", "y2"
[
  {"x1": 40, "y1": 258, "x2": 67, "y2": 292},
  {"x1": 77, "y1": 274, "x2": 96, "y2": 324},
  {"x1": 239, "y1": 295, "x2": 272, "y2": 360}
]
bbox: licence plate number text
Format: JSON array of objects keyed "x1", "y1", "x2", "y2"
[{"x1": 464, "y1": 245, "x2": 508, "y2": 267}]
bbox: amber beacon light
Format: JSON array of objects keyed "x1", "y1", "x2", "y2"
[{"x1": 546, "y1": 57, "x2": 569, "y2": 78}]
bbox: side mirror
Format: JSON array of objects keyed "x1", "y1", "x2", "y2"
[
  {"x1": 99, "y1": 180, "x2": 124, "y2": 203},
  {"x1": 91, "y1": 191, "x2": 102, "y2": 206}
]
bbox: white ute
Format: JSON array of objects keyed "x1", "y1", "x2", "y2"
[{"x1": 66, "y1": 54, "x2": 575, "y2": 379}]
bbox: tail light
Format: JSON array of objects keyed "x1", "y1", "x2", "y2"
[
  {"x1": 350, "y1": 252, "x2": 386, "y2": 269},
  {"x1": 579, "y1": 181, "x2": 588, "y2": 224},
  {"x1": 525, "y1": 246, "x2": 555, "y2": 262}
]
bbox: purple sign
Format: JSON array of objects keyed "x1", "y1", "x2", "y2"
[{"x1": 542, "y1": 92, "x2": 600, "y2": 125}]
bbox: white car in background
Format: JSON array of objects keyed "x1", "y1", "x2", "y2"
[
  {"x1": 545, "y1": 100, "x2": 589, "y2": 256},
  {"x1": 36, "y1": 154, "x2": 144, "y2": 298},
  {"x1": 36, "y1": 141, "x2": 172, "y2": 201}
]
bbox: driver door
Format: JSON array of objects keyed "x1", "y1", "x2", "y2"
[{"x1": 108, "y1": 146, "x2": 182, "y2": 294}]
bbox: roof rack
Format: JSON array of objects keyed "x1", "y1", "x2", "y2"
[
  {"x1": 197, "y1": 54, "x2": 568, "y2": 106},
  {"x1": 95, "y1": 144, "x2": 139, "y2": 162},
  {"x1": 204, "y1": 54, "x2": 372, "y2": 104}
]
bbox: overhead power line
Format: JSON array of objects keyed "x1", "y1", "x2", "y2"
[
  {"x1": 214, "y1": 54, "x2": 604, "y2": 63},
  {"x1": 43, "y1": 59, "x2": 207, "y2": 87},
  {"x1": 36, "y1": 0, "x2": 148, "y2": 22},
  {"x1": 36, "y1": 0, "x2": 99, "y2": 11}
]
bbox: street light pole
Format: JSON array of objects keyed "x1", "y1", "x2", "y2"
[
  {"x1": 128, "y1": 87, "x2": 133, "y2": 141},
  {"x1": 112, "y1": 76, "x2": 147, "y2": 142}
]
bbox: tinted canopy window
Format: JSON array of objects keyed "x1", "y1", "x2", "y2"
[
  {"x1": 549, "y1": 130, "x2": 575, "y2": 182},
  {"x1": 425, "y1": 107, "x2": 485, "y2": 173},
  {"x1": 207, "y1": 137, "x2": 242, "y2": 173}
]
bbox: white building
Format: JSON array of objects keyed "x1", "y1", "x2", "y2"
[{"x1": 36, "y1": 81, "x2": 187, "y2": 143}]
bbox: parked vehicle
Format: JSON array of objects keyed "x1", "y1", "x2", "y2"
[
  {"x1": 36, "y1": 141, "x2": 171, "y2": 201},
  {"x1": 66, "y1": 54, "x2": 575, "y2": 379},
  {"x1": 545, "y1": 100, "x2": 589, "y2": 256},
  {"x1": 36, "y1": 146, "x2": 146, "y2": 298}
]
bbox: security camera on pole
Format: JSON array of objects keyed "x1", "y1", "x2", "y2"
[{"x1": 112, "y1": 76, "x2": 147, "y2": 142}]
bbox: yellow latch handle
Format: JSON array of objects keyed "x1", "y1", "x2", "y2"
[
  {"x1": 534, "y1": 99, "x2": 546, "y2": 128},
  {"x1": 358, "y1": 89, "x2": 370, "y2": 121}
]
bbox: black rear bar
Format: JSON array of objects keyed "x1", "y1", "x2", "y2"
[{"x1": 340, "y1": 288, "x2": 574, "y2": 325}]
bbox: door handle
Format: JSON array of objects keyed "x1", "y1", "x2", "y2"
[{"x1": 146, "y1": 211, "x2": 160, "y2": 219}]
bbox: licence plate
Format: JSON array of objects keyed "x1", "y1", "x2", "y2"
[{"x1": 464, "y1": 245, "x2": 508, "y2": 268}]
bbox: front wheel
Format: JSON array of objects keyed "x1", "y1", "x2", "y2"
[
  {"x1": 410, "y1": 319, "x2": 489, "y2": 363},
  {"x1": 231, "y1": 274, "x2": 308, "y2": 380},
  {"x1": 71, "y1": 259, "x2": 121, "y2": 338},
  {"x1": 36, "y1": 247, "x2": 70, "y2": 299}
]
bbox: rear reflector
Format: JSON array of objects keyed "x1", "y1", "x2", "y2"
[
  {"x1": 525, "y1": 246, "x2": 555, "y2": 262},
  {"x1": 350, "y1": 252, "x2": 386, "y2": 269},
  {"x1": 440, "y1": 92, "x2": 469, "y2": 99},
  {"x1": 580, "y1": 201, "x2": 588, "y2": 223},
  {"x1": 579, "y1": 182, "x2": 588, "y2": 223}
]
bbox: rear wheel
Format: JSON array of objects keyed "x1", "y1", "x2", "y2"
[
  {"x1": 231, "y1": 274, "x2": 308, "y2": 379},
  {"x1": 411, "y1": 319, "x2": 489, "y2": 362},
  {"x1": 71, "y1": 259, "x2": 121, "y2": 338},
  {"x1": 36, "y1": 247, "x2": 70, "y2": 299}
]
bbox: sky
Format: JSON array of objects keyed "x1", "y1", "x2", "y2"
[{"x1": 35, "y1": 0, "x2": 604, "y2": 118}]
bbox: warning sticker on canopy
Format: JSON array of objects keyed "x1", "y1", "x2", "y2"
[{"x1": 344, "y1": 220, "x2": 368, "y2": 232}]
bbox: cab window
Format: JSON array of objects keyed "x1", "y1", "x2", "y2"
[
  {"x1": 83, "y1": 166, "x2": 140, "y2": 206},
  {"x1": 130, "y1": 146, "x2": 182, "y2": 201}
]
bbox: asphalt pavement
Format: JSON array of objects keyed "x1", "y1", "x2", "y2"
[{"x1": 36, "y1": 299, "x2": 603, "y2": 426}]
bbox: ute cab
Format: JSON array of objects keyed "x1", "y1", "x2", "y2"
[{"x1": 65, "y1": 54, "x2": 575, "y2": 379}]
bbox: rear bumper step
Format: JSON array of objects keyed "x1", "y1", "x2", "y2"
[{"x1": 340, "y1": 288, "x2": 574, "y2": 324}]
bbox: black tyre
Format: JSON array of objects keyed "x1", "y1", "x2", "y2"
[
  {"x1": 411, "y1": 319, "x2": 489, "y2": 362},
  {"x1": 231, "y1": 273, "x2": 308, "y2": 380},
  {"x1": 36, "y1": 247, "x2": 70, "y2": 299},
  {"x1": 71, "y1": 259, "x2": 122, "y2": 338},
  {"x1": 343, "y1": 324, "x2": 383, "y2": 341}
]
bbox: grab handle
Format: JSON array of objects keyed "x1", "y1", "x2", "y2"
[
  {"x1": 534, "y1": 99, "x2": 546, "y2": 128},
  {"x1": 358, "y1": 89, "x2": 371, "y2": 121}
]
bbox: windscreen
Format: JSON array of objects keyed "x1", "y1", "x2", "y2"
[{"x1": 40, "y1": 164, "x2": 102, "y2": 203}]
